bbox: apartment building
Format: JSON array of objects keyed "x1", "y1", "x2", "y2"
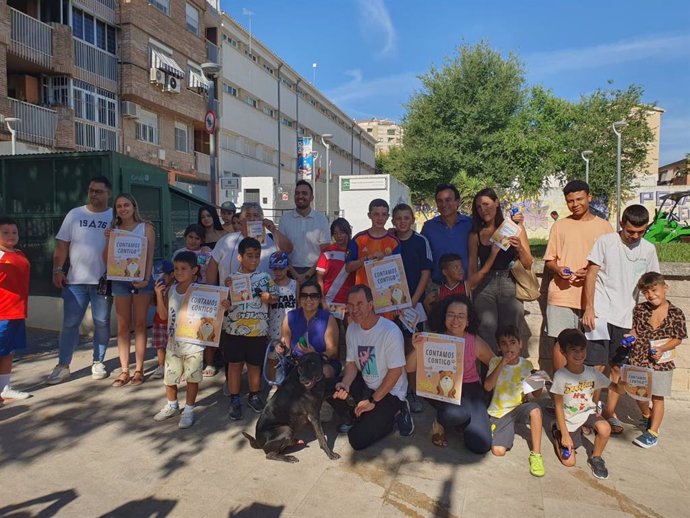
[
  {"x1": 356, "y1": 118, "x2": 403, "y2": 155},
  {"x1": 0, "y1": 0, "x2": 119, "y2": 155}
]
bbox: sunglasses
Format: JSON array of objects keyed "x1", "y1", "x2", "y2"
[{"x1": 299, "y1": 292, "x2": 320, "y2": 301}]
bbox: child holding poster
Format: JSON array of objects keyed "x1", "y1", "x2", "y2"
[
  {"x1": 626, "y1": 272, "x2": 687, "y2": 449},
  {"x1": 149, "y1": 260, "x2": 174, "y2": 380},
  {"x1": 316, "y1": 218, "x2": 355, "y2": 316},
  {"x1": 484, "y1": 326, "x2": 544, "y2": 477}
]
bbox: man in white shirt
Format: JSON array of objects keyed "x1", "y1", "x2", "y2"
[
  {"x1": 330, "y1": 285, "x2": 414, "y2": 450},
  {"x1": 278, "y1": 181, "x2": 330, "y2": 284},
  {"x1": 47, "y1": 177, "x2": 114, "y2": 384}
]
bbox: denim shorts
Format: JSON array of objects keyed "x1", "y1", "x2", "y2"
[
  {"x1": 0, "y1": 319, "x2": 27, "y2": 356},
  {"x1": 111, "y1": 277, "x2": 154, "y2": 297}
]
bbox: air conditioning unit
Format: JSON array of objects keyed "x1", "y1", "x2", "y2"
[
  {"x1": 121, "y1": 101, "x2": 140, "y2": 119},
  {"x1": 150, "y1": 68, "x2": 165, "y2": 85},
  {"x1": 166, "y1": 75, "x2": 181, "y2": 94}
]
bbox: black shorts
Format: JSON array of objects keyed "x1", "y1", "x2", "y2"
[
  {"x1": 586, "y1": 323, "x2": 629, "y2": 366},
  {"x1": 220, "y1": 332, "x2": 268, "y2": 366}
]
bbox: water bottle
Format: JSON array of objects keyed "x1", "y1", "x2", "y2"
[
  {"x1": 561, "y1": 447, "x2": 571, "y2": 459},
  {"x1": 621, "y1": 336, "x2": 636, "y2": 347},
  {"x1": 510, "y1": 206, "x2": 519, "y2": 216},
  {"x1": 563, "y1": 268, "x2": 573, "y2": 276},
  {"x1": 612, "y1": 336, "x2": 635, "y2": 365}
]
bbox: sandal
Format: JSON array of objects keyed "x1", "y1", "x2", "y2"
[
  {"x1": 431, "y1": 420, "x2": 448, "y2": 448},
  {"x1": 607, "y1": 416, "x2": 624, "y2": 435},
  {"x1": 111, "y1": 370, "x2": 130, "y2": 387},
  {"x1": 202, "y1": 364, "x2": 218, "y2": 377},
  {"x1": 130, "y1": 370, "x2": 145, "y2": 386}
]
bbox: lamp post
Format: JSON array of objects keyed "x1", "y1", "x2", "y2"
[
  {"x1": 242, "y1": 8, "x2": 253, "y2": 55},
  {"x1": 4, "y1": 117, "x2": 20, "y2": 155},
  {"x1": 612, "y1": 121, "x2": 627, "y2": 230},
  {"x1": 321, "y1": 133, "x2": 333, "y2": 221},
  {"x1": 581, "y1": 150, "x2": 593, "y2": 184},
  {"x1": 202, "y1": 62, "x2": 221, "y2": 206},
  {"x1": 312, "y1": 62, "x2": 317, "y2": 85}
]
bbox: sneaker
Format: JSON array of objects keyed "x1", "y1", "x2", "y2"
[
  {"x1": 151, "y1": 365, "x2": 164, "y2": 380},
  {"x1": 338, "y1": 422, "x2": 353, "y2": 434},
  {"x1": 396, "y1": 399, "x2": 415, "y2": 437},
  {"x1": 633, "y1": 431, "x2": 658, "y2": 449},
  {"x1": 228, "y1": 399, "x2": 243, "y2": 421},
  {"x1": 0, "y1": 386, "x2": 30, "y2": 400},
  {"x1": 247, "y1": 394, "x2": 265, "y2": 413},
  {"x1": 153, "y1": 403, "x2": 179, "y2": 422},
  {"x1": 46, "y1": 365, "x2": 70, "y2": 385},
  {"x1": 529, "y1": 452, "x2": 545, "y2": 477},
  {"x1": 407, "y1": 391, "x2": 423, "y2": 413},
  {"x1": 588, "y1": 456, "x2": 609, "y2": 480},
  {"x1": 178, "y1": 408, "x2": 194, "y2": 429},
  {"x1": 91, "y1": 361, "x2": 108, "y2": 380}
]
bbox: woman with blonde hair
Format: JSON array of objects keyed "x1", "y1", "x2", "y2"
[{"x1": 105, "y1": 193, "x2": 156, "y2": 387}]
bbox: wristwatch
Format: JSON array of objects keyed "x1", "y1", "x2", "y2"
[{"x1": 368, "y1": 395, "x2": 377, "y2": 405}]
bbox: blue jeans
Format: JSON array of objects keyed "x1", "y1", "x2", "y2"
[{"x1": 58, "y1": 284, "x2": 112, "y2": 365}]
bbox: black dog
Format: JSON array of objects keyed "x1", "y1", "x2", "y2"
[{"x1": 243, "y1": 352, "x2": 340, "y2": 463}]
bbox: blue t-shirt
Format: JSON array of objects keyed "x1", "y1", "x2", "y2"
[
  {"x1": 397, "y1": 231, "x2": 433, "y2": 296},
  {"x1": 421, "y1": 213, "x2": 472, "y2": 284}
]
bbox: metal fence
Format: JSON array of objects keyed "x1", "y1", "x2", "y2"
[
  {"x1": 9, "y1": 98, "x2": 58, "y2": 147},
  {"x1": 74, "y1": 40, "x2": 118, "y2": 82},
  {"x1": 9, "y1": 7, "x2": 52, "y2": 68}
]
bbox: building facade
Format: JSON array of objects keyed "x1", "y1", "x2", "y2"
[{"x1": 355, "y1": 118, "x2": 403, "y2": 155}]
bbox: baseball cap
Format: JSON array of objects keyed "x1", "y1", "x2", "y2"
[
  {"x1": 269, "y1": 251, "x2": 289, "y2": 269},
  {"x1": 220, "y1": 201, "x2": 236, "y2": 213}
]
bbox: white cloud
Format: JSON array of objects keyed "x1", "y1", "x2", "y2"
[
  {"x1": 527, "y1": 34, "x2": 690, "y2": 76},
  {"x1": 326, "y1": 68, "x2": 419, "y2": 106},
  {"x1": 357, "y1": 0, "x2": 396, "y2": 58}
]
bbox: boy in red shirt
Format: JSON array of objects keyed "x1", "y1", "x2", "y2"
[{"x1": 0, "y1": 217, "x2": 31, "y2": 401}]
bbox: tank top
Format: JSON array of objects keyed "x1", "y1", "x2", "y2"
[
  {"x1": 287, "y1": 308, "x2": 330, "y2": 357},
  {"x1": 463, "y1": 333, "x2": 481, "y2": 383},
  {"x1": 478, "y1": 240, "x2": 516, "y2": 271}
]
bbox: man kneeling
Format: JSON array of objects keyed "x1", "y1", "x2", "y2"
[{"x1": 330, "y1": 285, "x2": 414, "y2": 450}]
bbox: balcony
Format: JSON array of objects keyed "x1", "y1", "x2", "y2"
[
  {"x1": 207, "y1": 41, "x2": 219, "y2": 64},
  {"x1": 74, "y1": 39, "x2": 118, "y2": 91},
  {"x1": 8, "y1": 98, "x2": 58, "y2": 147},
  {"x1": 72, "y1": 0, "x2": 117, "y2": 25},
  {"x1": 194, "y1": 151, "x2": 211, "y2": 178},
  {"x1": 9, "y1": 7, "x2": 53, "y2": 68}
]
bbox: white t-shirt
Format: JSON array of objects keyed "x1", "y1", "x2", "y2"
[
  {"x1": 167, "y1": 286, "x2": 204, "y2": 356},
  {"x1": 211, "y1": 232, "x2": 277, "y2": 283},
  {"x1": 587, "y1": 233, "x2": 660, "y2": 328},
  {"x1": 55, "y1": 205, "x2": 113, "y2": 285},
  {"x1": 346, "y1": 317, "x2": 408, "y2": 401},
  {"x1": 268, "y1": 279, "x2": 297, "y2": 340},
  {"x1": 279, "y1": 208, "x2": 330, "y2": 268},
  {"x1": 550, "y1": 366, "x2": 611, "y2": 431}
]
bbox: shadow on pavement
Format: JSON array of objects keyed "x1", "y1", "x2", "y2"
[
  {"x1": 0, "y1": 489, "x2": 78, "y2": 518},
  {"x1": 228, "y1": 503, "x2": 284, "y2": 517},
  {"x1": 99, "y1": 496, "x2": 177, "y2": 518}
]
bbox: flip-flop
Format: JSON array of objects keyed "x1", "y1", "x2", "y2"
[
  {"x1": 111, "y1": 371, "x2": 130, "y2": 388},
  {"x1": 130, "y1": 370, "x2": 145, "y2": 386},
  {"x1": 607, "y1": 416, "x2": 624, "y2": 435},
  {"x1": 432, "y1": 420, "x2": 448, "y2": 448},
  {"x1": 202, "y1": 365, "x2": 218, "y2": 377}
]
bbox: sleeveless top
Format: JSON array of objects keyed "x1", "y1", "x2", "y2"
[
  {"x1": 478, "y1": 240, "x2": 516, "y2": 271},
  {"x1": 463, "y1": 333, "x2": 481, "y2": 383},
  {"x1": 287, "y1": 308, "x2": 330, "y2": 357}
]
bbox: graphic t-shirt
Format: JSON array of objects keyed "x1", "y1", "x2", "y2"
[
  {"x1": 347, "y1": 230, "x2": 401, "y2": 286},
  {"x1": 346, "y1": 317, "x2": 407, "y2": 400},
  {"x1": 223, "y1": 271, "x2": 277, "y2": 337},
  {"x1": 167, "y1": 287, "x2": 204, "y2": 356},
  {"x1": 316, "y1": 244, "x2": 354, "y2": 304},
  {"x1": 0, "y1": 249, "x2": 30, "y2": 319},
  {"x1": 550, "y1": 366, "x2": 610, "y2": 431},
  {"x1": 268, "y1": 279, "x2": 297, "y2": 340},
  {"x1": 56, "y1": 205, "x2": 113, "y2": 284},
  {"x1": 173, "y1": 247, "x2": 213, "y2": 283},
  {"x1": 487, "y1": 357, "x2": 534, "y2": 418}
]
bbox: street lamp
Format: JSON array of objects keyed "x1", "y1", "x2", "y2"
[
  {"x1": 242, "y1": 8, "x2": 254, "y2": 55},
  {"x1": 3, "y1": 117, "x2": 20, "y2": 155},
  {"x1": 312, "y1": 63, "x2": 317, "y2": 85},
  {"x1": 612, "y1": 121, "x2": 627, "y2": 230},
  {"x1": 202, "y1": 62, "x2": 221, "y2": 206},
  {"x1": 321, "y1": 133, "x2": 333, "y2": 221},
  {"x1": 581, "y1": 150, "x2": 593, "y2": 184}
]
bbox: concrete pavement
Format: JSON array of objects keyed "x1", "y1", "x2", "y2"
[{"x1": 1, "y1": 330, "x2": 689, "y2": 518}]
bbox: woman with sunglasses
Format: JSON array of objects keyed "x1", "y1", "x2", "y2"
[{"x1": 280, "y1": 281, "x2": 340, "y2": 381}]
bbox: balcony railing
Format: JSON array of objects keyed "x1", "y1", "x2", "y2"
[
  {"x1": 195, "y1": 151, "x2": 211, "y2": 177},
  {"x1": 73, "y1": 0, "x2": 117, "y2": 24},
  {"x1": 9, "y1": 7, "x2": 53, "y2": 68},
  {"x1": 74, "y1": 39, "x2": 118, "y2": 82},
  {"x1": 8, "y1": 98, "x2": 58, "y2": 147}
]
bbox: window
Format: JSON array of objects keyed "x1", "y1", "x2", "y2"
[
  {"x1": 136, "y1": 108, "x2": 158, "y2": 144},
  {"x1": 83, "y1": 12, "x2": 94, "y2": 43},
  {"x1": 281, "y1": 118, "x2": 293, "y2": 127},
  {"x1": 243, "y1": 94, "x2": 257, "y2": 108},
  {"x1": 72, "y1": 9, "x2": 84, "y2": 39},
  {"x1": 223, "y1": 83, "x2": 237, "y2": 96},
  {"x1": 262, "y1": 106, "x2": 274, "y2": 118},
  {"x1": 150, "y1": 0, "x2": 170, "y2": 16},
  {"x1": 72, "y1": 7, "x2": 117, "y2": 55},
  {"x1": 387, "y1": 128, "x2": 396, "y2": 135},
  {"x1": 366, "y1": 128, "x2": 373, "y2": 132},
  {"x1": 185, "y1": 3, "x2": 199, "y2": 35},
  {"x1": 175, "y1": 122, "x2": 189, "y2": 153},
  {"x1": 43, "y1": 76, "x2": 70, "y2": 106}
]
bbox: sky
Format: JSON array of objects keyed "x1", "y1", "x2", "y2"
[{"x1": 220, "y1": 0, "x2": 690, "y2": 165}]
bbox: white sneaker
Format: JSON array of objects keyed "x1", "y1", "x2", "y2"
[
  {"x1": 151, "y1": 365, "x2": 164, "y2": 379},
  {"x1": 153, "y1": 403, "x2": 179, "y2": 421},
  {"x1": 46, "y1": 365, "x2": 70, "y2": 385},
  {"x1": 91, "y1": 361, "x2": 108, "y2": 380},
  {"x1": 178, "y1": 408, "x2": 194, "y2": 429},
  {"x1": 1, "y1": 386, "x2": 30, "y2": 400}
]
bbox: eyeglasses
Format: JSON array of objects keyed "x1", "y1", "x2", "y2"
[
  {"x1": 446, "y1": 313, "x2": 466, "y2": 320},
  {"x1": 300, "y1": 293, "x2": 320, "y2": 301},
  {"x1": 89, "y1": 189, "x2": 107, "y2": 195}
]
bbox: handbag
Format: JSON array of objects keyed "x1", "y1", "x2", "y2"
[
  {"x1": 97, "y1": 273, "x2": 112, "y2": 297},
  {"x1": 510, "y1": 260, "x2": 540, "y2": 301}
]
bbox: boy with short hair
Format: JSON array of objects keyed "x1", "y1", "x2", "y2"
[
  {"x1": 485, "y1": 326, "x2": 544, "y2": 477},
  {"x1": 550, "y1": 328, "x2": 627, "y2": 480},
  {"x1": 0, "y1": 217, "x2": 30, "y2": 401},
  {"x1": 627, "y1": 272, "x2": 686, "y2": 448},
  {"x1": 268, "y1": 251, "x2": 298, "y2": 342},
  {"x1": 221, "y1": 237, "x2": 278, "y2": 420},
  {"x1": 346, "y1": 198, "x2": 400, "y2": 286}
]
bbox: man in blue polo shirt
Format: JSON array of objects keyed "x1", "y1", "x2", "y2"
[{"x1": 421, "y1": 183, "x2": 473, "y2": 285}]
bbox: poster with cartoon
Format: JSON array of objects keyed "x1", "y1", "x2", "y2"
[
  {"x1": 328, "y1": 302, "x2": 347, "y2": 320},
  {"x1": 415, "y1": 333, "x2": 465, "y2": 405},
  {"x1": 364, "y1": 254, "x2": 412, "y2": 313},
  {"x1": 620, "y1": 364, "x2": 653, "y2": 402},
  {"x1": 229, "y1": 273, "x2": 252, "y2": 305},
  {"x1": 650, "y1": 338, "x2": 676, "y2": 364},
  {"x1": 245, "y1": 220, "x2": 266, "y2": 244},
  {"x1": 175, "y1": 284, "x2": 229, "y2": 347},
  {"x1": 490, "y1": 218, "x2": 522, "y2": 251},
  {"x1": 106, "y1": 229, "x2": 147, "y2": 282}
]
